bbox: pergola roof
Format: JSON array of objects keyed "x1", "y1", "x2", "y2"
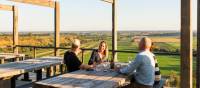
[
  {"x1": 0, "y1": 4, "x2": 13, "y2": 11},
  {"x1": 9, "y1": 0, "x2": 55, "y2": 8}
]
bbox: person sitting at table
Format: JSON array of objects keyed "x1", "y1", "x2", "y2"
[
  {"x1": 88, "y1": 41, "x2": 109, "y2": 65},
  {"x1": 116, "y1": 37, "x2": 155, "y2": 88},
  {"x1": 64, "y1": 39, "x2": 94, "y2": 72}
]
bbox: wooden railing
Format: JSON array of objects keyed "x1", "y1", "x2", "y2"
[{"x1": 16, "y1": 45, "x2": 181, "y2": 63}]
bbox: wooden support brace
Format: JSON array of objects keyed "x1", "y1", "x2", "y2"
[
  {"x1": 0, "y1": 59, "x2": 5, "y2": 64},
  {"x1": 46, "y1": 66, "x2": 54, "y2": 78},
  {"x1": 21, "y1": 73, "x2": 31, "y2": 81},
  {"x1": 15, "y1": 57, "x2": 20, "y2": 62},
  {"x1": 11, "y1": 76, "x2": 17, "y2": 88},
  {"x1": 36, "y1": 69, "x2": 42, "y2": 81},
  {"x1": 60, "y1": 64, "x2": 64, "y2": 74}
]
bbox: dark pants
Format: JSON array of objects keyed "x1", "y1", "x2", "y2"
[
  {"x1": 120, "y1": 76, "x2": 153, "y2": 88},
  {"x1": 120, "y1": 82, "x2": 153, "y2": 88}
]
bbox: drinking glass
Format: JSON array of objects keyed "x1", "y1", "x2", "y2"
[{"x1": 128, "y1": 57, "x2": 132, "y2": 63}]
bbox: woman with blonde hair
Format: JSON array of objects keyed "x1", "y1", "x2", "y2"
[{"x1": 88, "y1": 41, "x2": 109, "y2": 65}]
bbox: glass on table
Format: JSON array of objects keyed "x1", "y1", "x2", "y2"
[
  {"x1": 115, "y1": 63, "x2": 121, "y2": 68},
  {"x1": 94, "y1": 62, "x2": 111, "y2": 72},
  {"x1": 128, "y1": 56, "x2": 132, "y2": 63},
  {"x1": 94, "y1": 64, "x2": 101, "y2": 72}
]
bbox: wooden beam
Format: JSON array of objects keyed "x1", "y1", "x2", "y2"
[
  {"x1": 101, "y1": 0, "x2": 113, "y2": 3},
  {"x1": 9, "y1": 0, "x2": 55, "y2": 8},
  {"x1": 13, "y1": 6, "x2": 19, "y2": 54},
  {"x1": 54, "y1": 2, "x2": 60, "y2": 56},
  {"x1": 181, "y1": 0, "x2": 193, "y2": 88},
  {"x1": 112, "y1": 0, "x2": 117, "y2": 62},
  {"x1": 197, "y1": 0, "x2": 200, "y2": 87},
  {"x1": 0, "y1": 4, "x2": 13, "y2": 11}
]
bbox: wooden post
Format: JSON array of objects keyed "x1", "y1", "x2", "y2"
[
  {"x1": 13, "y1": 6, "x2": 18, "y2": 54},
  {"x1": 11, "y1": 76, "x2": 17, "y2": 88},
  {"x1": 81, "y1": 50, "x2": 84, "y2": 63},
  {"x1": 197, "y1": 0, "x2": 200, "y2": 87},
  {"x1": 46, "y1": 66, "x2": 54, "y2": 78},
  {"x1": 0, "y1": 58, "x2": 5, "y2": 64},
  {"x1": 33, "y1": 47, "x2": 36, "y2": 58},
  {"x1": 15, "y1": 57, "x2": 19, "y2": 62},
  {"x1": 22, "y1": 73, "x2": 30, "y2": 81},
  {"x1": 60, "y1": 64, "x2": 64, "y2": 74},
  {"x1": 112, "y1": 0, "x2": 117, "y2": 62},
  {"x1": 54, "y1": 2, "x2": 60, "y2": 56},
  {"x1": 36, "y1": 69, "x2": 42, "y2": 81},
  {"x1": 181, "y1": 0, "x2": 193, "y2": 88}
]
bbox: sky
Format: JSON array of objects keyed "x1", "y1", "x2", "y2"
[{"x1": 0, "y1": 0, "x2": 197, "y2": 32}]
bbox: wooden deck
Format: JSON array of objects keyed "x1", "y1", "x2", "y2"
[{"x1": 34, "y1": 70, "x2": 126, "y2": 88}]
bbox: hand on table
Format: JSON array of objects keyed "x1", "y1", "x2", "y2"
[{"x1": 112, "y1": 66, "x2": 121, "y2": 73}]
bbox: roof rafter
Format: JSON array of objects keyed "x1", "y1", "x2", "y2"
[
  {"x1": 0, "y1": 4, "x2": 13, "y2": 11},
  {"x1": 101, "y1": 0, "x2": 113, "y2": 4},
  {"x1": 9, "y1": 0, "x2": 55, "y2": 8}
]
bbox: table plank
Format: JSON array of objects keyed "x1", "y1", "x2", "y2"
[
  {"x1": 34, "y1": 70, "x2": 127, "y2": 88},
  {"x1": 0, "y1": 57, "x2": 63, "y2": 79},
  {"x1": 60, "y1": 71, "x2": 110, "y2": 88},
  {"x1": 95, "y1": 74, "x2": 126, "y2": 88},
  {"x1": 35, "y1": 70, "x2": 91, "y2": 87},
  {"x1": 86, "y1": 71, "x2": 119, "y2": 88}
]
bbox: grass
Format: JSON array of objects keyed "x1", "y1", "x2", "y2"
[
  {"x1": 9, "y1": 35, "x2": 196, "y2": 77},
  {"x1": 115, "y1": 53, "x2": 180, "y2": 76},
  {"x1": 156, "y1": 55, "x2": 180, "y2": 75},
  {"x1": 0, "y1": 33, "x2": 197, "y2": 87},
  {"x1": 78, "y1": 37, "x2": 183, "y2": 76},
  {"x1": 115, "y1": 37, "x2": 182, "y2": 76},
  {"x1": 81, "y1": 50, "x2": 181, "y2": 76}
]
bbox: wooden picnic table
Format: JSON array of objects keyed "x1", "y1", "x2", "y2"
[
  {"x1": 0, "y1": 57, "x2": 63, "y2": 88},
  {"x1": 0, "y1": 53, "x2": 25, "y2": 64},
  {"x1": 34, "y1": 69, "x2": 127, "y2": 88}
]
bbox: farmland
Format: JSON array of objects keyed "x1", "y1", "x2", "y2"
[{"x1": 0, "y1": 31, "x2": 197, "y2": 77}]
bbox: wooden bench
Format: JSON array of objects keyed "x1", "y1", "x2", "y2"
[
  {"x1": 0, "y1": 53, "x2": 25, "y2": 64},
  {"x1": 0, "y1": 57, "x2": 63, "y2": 88}
]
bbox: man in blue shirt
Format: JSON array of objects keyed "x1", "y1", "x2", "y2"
[{"x1": 117, "y1": 37, "x2": 155, "y2": 88}]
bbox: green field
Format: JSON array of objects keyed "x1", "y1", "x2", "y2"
[
  {"x1": 79, "y1": 39, "x2": 181, "y2": 76},
  {"x1": 79, "y1": 37, "x2": 199, "y2": 87},
  {"x1": 0, "y1": 31, "x2": 197, "y2": 87},
  {"x1": 0, "y1": 32, "x2": 197, "y2": 79}
]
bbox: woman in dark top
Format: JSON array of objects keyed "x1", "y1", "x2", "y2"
[{"x1": 88, "y1": 41, "x2": 109, "y2": 65}]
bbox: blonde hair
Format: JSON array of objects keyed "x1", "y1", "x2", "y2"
[
  {"x1": 98, "y1": 41, "x2": 109, "y2": 59},
  {"x1": 139, "y1": 37, "x2": 152, "y2": 50},
  {"x1": 71, "y1": 39, "x2": 80, "y2": 49}
]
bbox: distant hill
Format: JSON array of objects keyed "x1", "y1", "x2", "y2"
[{"x1": 0, "y1": 31, "x2": 197, "y2": 37}]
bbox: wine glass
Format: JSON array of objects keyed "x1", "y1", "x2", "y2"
[{"x1": 128, "y1": 57, "x2": 132, "y2": 63}]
